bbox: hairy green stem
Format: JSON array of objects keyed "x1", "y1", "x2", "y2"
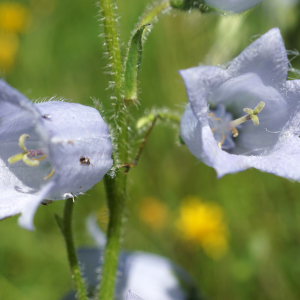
[
  {"x1": 99, "y1": 1, "x2": 170, "y2": 299},
  {"x1": 138, "y1": 0, "x2": 170, "y2": 28},
  {"x1": 99, "y1": 173, "x2": 127, "y2": 300},
  {"x1": 100, "y1": 0, "x2": 124, "y2": 109},
  {"x1": 98, "y1": 0, "x2": 128, "y2": 300},
  {"x1": 57, "y1": 199, "x2": 88, "y2": 300}
]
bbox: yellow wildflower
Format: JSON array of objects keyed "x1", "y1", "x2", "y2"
[
  {"x1": 0, "y1": 3, "x2": 31, "y2": 33},
  {"x1": 0, "y1": 32, "x2": 19, "y2": 71},
  {"x1": 176, "y1": 196, "x2": 229, "y2": 259},
  {"x1": 139, "y1": 197, "x2": 168, "y2": 230}
]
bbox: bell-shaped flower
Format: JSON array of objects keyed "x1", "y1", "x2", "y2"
[
  {"x1": 0, "y1": 80, "x2": 113, "y2": 230},
  {"x1": 170, "y1": 0, "x2": 263, "y2": 13},
  {"x1": 204, "y1": 0, "x2": 263, "y2": 13},
  {"x1": 180, "y1": 28, "x2": 300, "y2": 181},
  {"x1": 62, "y1": 216, "x2": 203, "y2": 300}
]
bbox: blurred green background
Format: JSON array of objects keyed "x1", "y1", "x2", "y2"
[{"x1": 2, "y1": 0, "x2": 300, "y2": 299}]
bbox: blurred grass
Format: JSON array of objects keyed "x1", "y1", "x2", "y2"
[{"x1": 1, "y1": 0, "x2": 300, "y2": 299}]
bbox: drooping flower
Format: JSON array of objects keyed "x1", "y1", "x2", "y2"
[
  {"x1": 176, "y1": 196, "x2": 229, "y2": 259},
  {"x1": 0, "y1": 80, "x2": 113, "y2": 230},
  {"x1": 180, "y1": 28, "x2": 300, "y2": 181},
  {"x1": 126, "y1": 290, "x2": 144, "y2": 300},
  {"x1": 204, "y1": 0, "x2": 263, "y2": 13},
  {"x1": 62, "y1": 217, "x2": 203, "y2": 300},
  {"x1": 170, "y1": 0, "x2": 263, "y2": 14}
]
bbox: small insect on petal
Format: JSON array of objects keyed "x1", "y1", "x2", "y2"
[
  {"x1": 80, "y1": 156, "x2": 90, "y2": 165},
  {"x1": 42, "y1": 114, "x2": 52, "y2": 119}
]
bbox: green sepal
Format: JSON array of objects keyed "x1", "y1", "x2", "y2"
[{"x1": 124, "y1": 23, "x2": 151, "y2": 102}]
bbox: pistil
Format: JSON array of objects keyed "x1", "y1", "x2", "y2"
[
  {"x1": 209, "y1": 101, "x2": 265, "y2": 149},
  {"x1": 230, "y1": 101, "x2": 265, "y2": 127}
]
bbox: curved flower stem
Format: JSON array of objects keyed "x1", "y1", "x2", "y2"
[
  {"x1": 55, "y1": 199, "x2": 88, "y2": 300},
  {"x1": 138, "y1": 0, "x2": 170, "y2": 28}
]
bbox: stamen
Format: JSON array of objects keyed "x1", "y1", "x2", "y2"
[
  {"x1": 211, "y1": 128, "x2": 215, "y2": 132},
  {"x1": 218, "y1": 134, "x2": 225, "y2": 148},
  {"x1": 8, "y1": 134, "x2": 47, "y2": 167},
  {"x1": 32, "y1": 155, "x2": 47, "y2": 162},
  {"x1": 8, "y1": 153, "x2": 25, "y2": 164},
  {"x1": 23, "y1": 154, "x2": 39, "y2": 167},
  {"x1": 44, "y1": 167, "x2": 55, "y2": 180},
  {"x1": 231, "y1": 127, "x2": 239, "y2": 137},
  {"x1": 19, "y1": 134, "x2": 29, "y2": 152},
  {"x1": 208, "y1": 112, "x2": 221, "y2": 121}
]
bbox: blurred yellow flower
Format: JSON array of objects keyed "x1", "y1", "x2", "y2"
[
  {"x1": 139, "y1": 197, "x2": 168, "y2": 230},
  {"x1": 176, "y1": 197, "x2": 229, "y2": 259},
  {"x1": 0, "y1": 3, "x2": 31, "y2": 34},
  {"x1": 0, "y1": 32, "x2": 19, "y2": 71}
]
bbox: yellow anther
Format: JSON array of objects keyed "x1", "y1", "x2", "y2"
[
  {"x1": 19, "y1": 134, "x2": 29, "y2": 152},
  {"x1": 211, "y1": 128, "x2": 215, "y2": 132},
  {"x1": 208, "y1": 112, "x2": 221, "y2": 121},
  {"x1": 231, "y1": 127, "x2": 239, "y2": 137},
  {"x1": 8, "y1": 153, "x2": 25, "y2": 164},
  {"x1": 218, "y1": 134, "x2": 225, "y2": 148},
  {"x1": 23, "y1": 154, "x2": 39, "y2": 167},
  {"x1": 8, "y1": 134, "x2": 47, "y2": 167},
  {"x1": 32, "y1": 155, "x2": 47, "y2": 162},
  {"x1": 44, "y1": 167, "x2": 55, "y2": 180}
]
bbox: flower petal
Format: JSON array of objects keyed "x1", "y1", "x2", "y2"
[
  {"x1": 204, "y1": 0, "x2": 263, "y2": 13},
  {"x1": 247, "y1": 133, "x2": 300, "y2": 181},
  {"x1": 210, "y1": 73, "x2": 288, "y2": 155},
  {"x1": 180, "y1": 105, "x2": 203, "y2": 160},
  {"x1": 0, "y1": 181, "x2": 55, "y2": 230},
  {"x1": 36, "y1": 101, "x2": 113, "y2": 200},
  {"x1": 18, "y1": 181, "x2": 55, "y2": 230},
  {"x1": 179, "y1": 66, "x2": 230, "y2": 124},
  {"x1": 227, "y1": 28, "x2": 289, "y2": 88}
]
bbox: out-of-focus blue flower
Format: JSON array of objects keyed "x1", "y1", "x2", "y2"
[
  {"x1": 180, "y1": 28, "x2": 300, "y2": 181},
  {"x1": 62, "y1": 217, "x2": 203, "y2": 300},
  {"x1": 205, "y1": 0, "x2": 263, "y2": 13},
  {"x1": 126, "y1": 290, "x2": 144, "y2": 300},
  {"x1": 0, "y1": 80, "x2": 113, "y2": 230}
]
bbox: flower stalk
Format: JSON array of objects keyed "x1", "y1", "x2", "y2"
[
  {"x1": 55, "y1": 199, "x2": 88, "y2": 300},
  {"x1": 98, "y1": 0, "x2": 128, "y2": 299}
]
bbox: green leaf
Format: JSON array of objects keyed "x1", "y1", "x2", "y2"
[{"x1": 124, "y1": 23, "x2": 151, "y2": 102}]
